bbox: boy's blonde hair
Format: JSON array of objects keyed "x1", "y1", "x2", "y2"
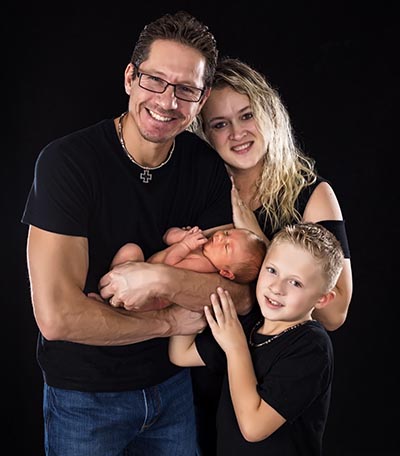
[{"x1": 271, "y1": 223, "x2": 344, "y2": 292}]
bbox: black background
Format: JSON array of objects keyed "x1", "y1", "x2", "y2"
[{"x1": 6, "y1": 2, "x2": 398, "y2": 455}]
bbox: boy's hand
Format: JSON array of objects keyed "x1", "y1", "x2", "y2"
[{"x1": 204, "y1": 287, "x2": 247, "y2": 353}]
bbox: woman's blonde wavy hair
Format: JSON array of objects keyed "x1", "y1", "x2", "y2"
[{"x1": 189, "y1": 58, "x2": 317, "y2": 233}]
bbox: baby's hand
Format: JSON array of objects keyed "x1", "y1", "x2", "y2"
[{"x1": 181, "y1": 230, "x2": 207, "y2": 250}]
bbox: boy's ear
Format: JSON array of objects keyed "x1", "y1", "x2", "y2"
[
  {"x1": 315, "y1": 290, "x2": 336, "y2": 310},
  {"x1": 219, "y1": 269, "x2": 235, "y2": 281}
]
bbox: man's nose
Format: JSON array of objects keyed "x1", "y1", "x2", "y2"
[{"x1": 157, "y1": 85, "x2": 178, "y2": 110}]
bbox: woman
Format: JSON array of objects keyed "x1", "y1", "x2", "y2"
[{"x1": 189, "y1": 57, "x2": 352, "y2": 455}]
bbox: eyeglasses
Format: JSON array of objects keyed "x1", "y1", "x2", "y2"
[{"x1": 135, "y1": 67, "x2": 205, "y2": 103}]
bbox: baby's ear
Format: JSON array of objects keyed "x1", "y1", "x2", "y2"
[
  {"x1": 315, "y1": 290, "x2": 336, "y2": 310},
  {"x1": 219, "y1": 269, "x2": 235, "y2": 281}
]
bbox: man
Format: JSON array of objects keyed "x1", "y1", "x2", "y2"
[{"x1": 22, "y1": 11, "x2": 252, "y2": 456}]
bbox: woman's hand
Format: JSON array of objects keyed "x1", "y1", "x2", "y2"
[{"x1": 231, "y1": 177, "x2": 268, "y2": 243}]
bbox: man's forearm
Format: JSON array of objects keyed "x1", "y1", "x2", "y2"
[
  {"x1": 37, "y1": 292, "x2": 205, "y2": 346},
  {"x1": 99, "y1": 262, "x2": 255, "y2": 314},
  {"x1": 163, "y1": 265, "x2": 255, "y2": 314}
]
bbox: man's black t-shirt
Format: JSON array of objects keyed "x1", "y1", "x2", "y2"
[{"x1": 22, "y1": 118, "x2": 233, "y2": 391}]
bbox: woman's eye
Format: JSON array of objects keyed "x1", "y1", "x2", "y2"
[{"x1": 211, "y1": 121, "x2": 227, "y2": 130}]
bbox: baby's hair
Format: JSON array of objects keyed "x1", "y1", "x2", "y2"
[
  {"x1": 232, "y1": 230, "x2": 267, "y2": 283},
  {"x1": 271, "y1": 223, "x2": 344, "y2": 291}
]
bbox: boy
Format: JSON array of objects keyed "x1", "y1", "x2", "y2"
[{"x1": 169, "y1": 222, "x2": 344, "y2": 455}]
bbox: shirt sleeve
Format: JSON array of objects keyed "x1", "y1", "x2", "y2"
[
  {"x1": 21, "y1": 140, "x2": 92, "y2": 236},
  {"x1": 317, "y1": 219, "x2": 351, "y2": 258},
  {"x1": 195, "y1": 327, "x2": 227, "y2": 374}
]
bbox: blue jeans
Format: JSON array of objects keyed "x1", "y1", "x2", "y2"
[{"x1": 43, "y1": 368, "x2": 196, "y2": 456}]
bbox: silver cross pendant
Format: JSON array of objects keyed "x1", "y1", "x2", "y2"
[{"x1": 140, "y1": 169, "x2": 152, "y2": 183}]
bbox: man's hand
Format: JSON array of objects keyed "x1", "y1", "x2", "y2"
[
  {"x1": 99, "y1": 261, "x2": 166, "y2": 310},
  {"x1": 166, "y1": 305, "x2": 206, "y2": 336}
]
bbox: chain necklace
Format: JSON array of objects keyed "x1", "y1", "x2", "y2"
[
  {"x1": 249, "y1": 319, "x2": 312, "y2": 348},
  {"x1": 117, "y1": 111, "x2": 175, "y2": 183}
]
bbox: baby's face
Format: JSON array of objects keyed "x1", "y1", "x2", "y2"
[{"x1": 203, "y1": 229, "x2": 249, "y2": 269}]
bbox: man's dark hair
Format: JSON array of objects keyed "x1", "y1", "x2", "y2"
[{"x1": 130, "y1": 11, "x2": 218, "y2": 89}]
